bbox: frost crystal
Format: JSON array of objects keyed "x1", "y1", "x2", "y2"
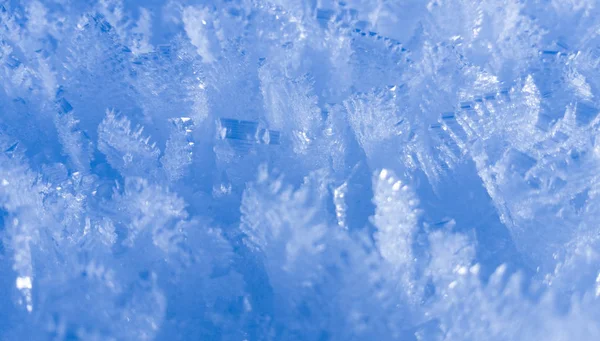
[{"x1": 2, "y1": 0, "x2": 600, "y2": 340}]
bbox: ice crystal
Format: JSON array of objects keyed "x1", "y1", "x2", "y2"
[{"x1": 2, "y1": 0, "x2": 600, "y2": 340}]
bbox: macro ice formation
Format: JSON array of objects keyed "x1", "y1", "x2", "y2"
[{"x1": 2, "y1": 0, "x2": 600, "y2": 339}]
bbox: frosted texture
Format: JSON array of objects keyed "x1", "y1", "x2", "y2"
[{"x1": 1, "y1": 0, "x2": 600, "y2": 340}]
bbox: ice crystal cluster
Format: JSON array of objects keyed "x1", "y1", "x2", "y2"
[{"x1": 2, "y1": 0, "x2": 600, "y2": 340}]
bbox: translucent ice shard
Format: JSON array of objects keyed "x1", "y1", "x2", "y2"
[
  {"x1": 217, "y1": 118, "x2": 281, "y2": 146},
  {"x1": 372, "y1": 169, "x2": 419, "y2": 272},
  {"x1": 114, "y1": 177, "x2": 187, "y2": 247},
  {"x1": 161, "y1": 117, "x2": 196, "y2": 183},
  {"x1": 258, "y1": 63, "x2": 321, "y2": 154},
  {"x1": 98, "y1": 110, "x2": 160, "y2": 178}
]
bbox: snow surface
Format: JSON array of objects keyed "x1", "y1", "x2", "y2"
[{"x1": 1, "y1": 0, "x2": 600, "y2": 340}]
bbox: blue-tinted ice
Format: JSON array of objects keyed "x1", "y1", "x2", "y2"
[{"x1": 1, "y1": 0, "x2": 600, "y2": 340}]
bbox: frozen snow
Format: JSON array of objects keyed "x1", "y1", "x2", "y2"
[{"x1": 1, "y1": 0, "x2": 600, "y2": 340}]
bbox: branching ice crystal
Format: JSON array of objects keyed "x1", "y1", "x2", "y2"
[{"x1": 3, "y1": 0, "x2": 600, "y2": 340}]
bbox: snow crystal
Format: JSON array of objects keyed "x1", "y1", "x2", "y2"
[{"x1": 2, "y1": 0, "x2": 600, "y2": 340}]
